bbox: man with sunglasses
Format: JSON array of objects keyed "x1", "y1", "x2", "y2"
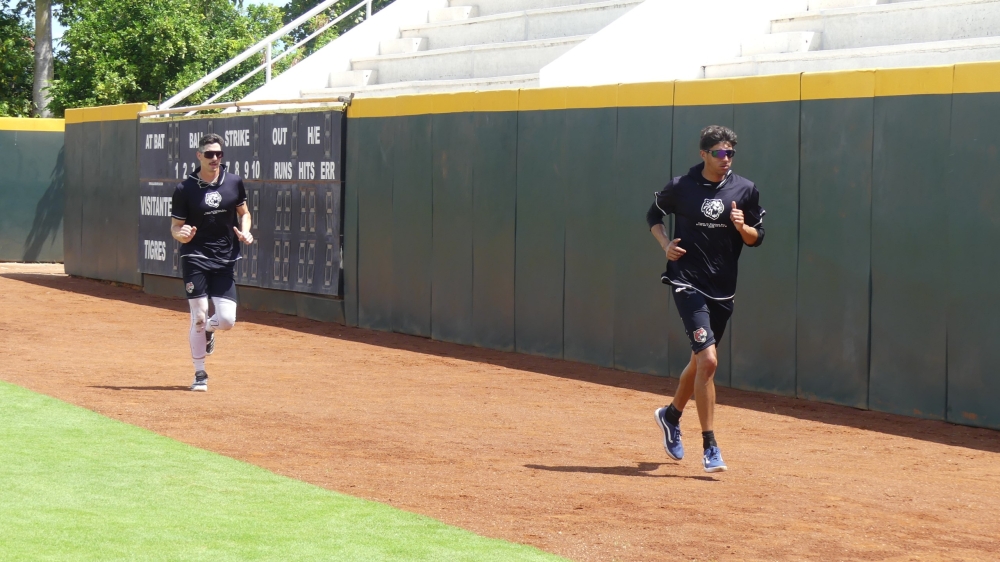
[
  {"x1": 170, "y1": 133, "x2": 253, "y2": 391},
  {"x1": 646, "y1": 125, "x2": 765, "y2": 472}
]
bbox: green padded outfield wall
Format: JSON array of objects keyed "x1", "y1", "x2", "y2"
[
  {"x1": 797, "y1": 72, "x2": 874, "y2": 409},
  {"x1": 316, "y1": 64, "x2": 1000, "y2": 430},
  {"x1": 945, "y1": 65, "x2": 1000, "y2": 428},
  {"x1": 730, "y1": 76, "x2": 800, "y2": 397},
  {"x1": 870, "y1": 68, "x2": 951, "y2": 420},
  {"x1": 515, "y1": 90, "x2": 568, "y2": 359},
  {"x1": 612, "y1": 84, "x2": 674, "y2": 376},
  {"x1": 64, "y1": 105, "x2": 145, "y2": 284},
  {"x1": 562, "y1": 90, "x2": 618, "y2": 369},
  {"x1": 391, "y1": 110, "x2": 433, "y2": 337},
  {"x1": 0, "y1": 118, "x2": 65, "y2": 262},
  {"x1": 355, "y1": 113, "x2": 395, "y2": 332},
  {"x1": 431, "y1": 104, "x2": 476, "y2": 345},
  {"x1": 471, "y1": 93, "x2": 518, "y2": 352}
]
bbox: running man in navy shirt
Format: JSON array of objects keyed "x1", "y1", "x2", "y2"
[
  {"x1": 647, "y1": 125, "x2": 765, "y2": 472},
  {"x1": 170, "y1": 133, "x2": 253, "y2": 391}
]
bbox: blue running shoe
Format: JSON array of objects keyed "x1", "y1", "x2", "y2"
[
  {"x1": 654, "y1": 407, "x2": 684, "y2": 461},
  {"x1": 703, "y1": 446, "x2": 727, "y2": 473}
]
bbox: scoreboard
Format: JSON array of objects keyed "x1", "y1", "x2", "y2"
[{"x1": 138, "y1": 111, "x2": 344, "y2": 296}]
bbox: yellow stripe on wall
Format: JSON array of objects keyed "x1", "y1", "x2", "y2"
[
  {"x1": 431, "y1": 92, "x2": 476, "y2": 114},
  {"x1": 734, "y1": 74, "x2": 800, "y2": 104},
  {"x1": 564, "y1": 84, "x2": 618, "y2": 109},
  {"x1": 953, "y1": 61, "x2": 1000, "y2": 94},
  {"x1": 348, "y1": 96, "x2": 397, "y2": 118},
  {"x1": 618, "y1": 81, "x2": 674, "y2": 107},
  {"x1": 875, "y1": 66, "x2": 953, "y2": 97},
  {"x1": 675, "y1": 78, "x2": 734, "y2": 106},
  {"x1": 475, "y1": 89, "x2": 519, "y2": 112},
  {"x1": 396, "y1": 93, "x2": 435, "y2": 116},
  {"x1": 802, "y1": 69, "x2": 875, "y2": 100},
  {"x1": 519, "y1": 87, "x2": 567, "y2": 111},
  {"x1": 66, "y1": 103, "x2": 147, "y2": 124},
  {"x1": 0, "y1": 117, "x2": 65, "y2": 132}
]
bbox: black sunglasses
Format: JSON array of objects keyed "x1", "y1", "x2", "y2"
[
  {"x1": 705, "y1": 149, "x2": 735, "y2": 159},
  {"x1": 201, "y1": 150, "x2": 224, "y2": 160}
]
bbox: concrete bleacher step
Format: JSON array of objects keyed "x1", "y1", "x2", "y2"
[
  {"x1": 328, "y1": 69, "x2": 377, "y2": 88},
  {"x1": 742, "y1": 31, "x2": 821, "y2": 56},
  {"x1": 380, "y1": 37, "x2": 427, "y2": 55},
  {"x1": 772, "y1": 0, "x2": 1000, "y2": 51},
  {"x1": 350, "y1": 34, "x2": 589, "y2": 84},
  {"x1": 429, "y1": 5, "x2": 478, "y2": 22},
  {"x1": 399, "y1": 0, "x2": 642, "y2": 50},
  {"x1": 454, "y1": 0, "x2": 617, "y2": 18},
  {"x1": 704, "y1": 35, "x2": 1000, "y2": 78},
  {"x1": 301, "y1": 73, "x2": 539, "y2": 98}
]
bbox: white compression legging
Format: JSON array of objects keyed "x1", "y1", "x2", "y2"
[{"x1": 188, "y1": 296, "x2": 237, "y2": 368}]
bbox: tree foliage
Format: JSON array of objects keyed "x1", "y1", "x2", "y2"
[
  {"x1": 0, "y1": 4, "x2": 34, "y2": 116},
  {"x1": 7, "y1": 0, "x2": 390, "y2": 117},
  {"x1": 48, "y1": 0, "x2": 288, "y2": 114}
]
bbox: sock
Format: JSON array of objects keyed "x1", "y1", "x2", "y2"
[
  {"x1": 664, "y1": 404, "x2": 682, "y2": 426},
  {"x1": 193, "y1": 358, "x2": 206, "y2": 372},
  {"x1": 702, "y1": 431, "x2": 717, "y2": 450}
]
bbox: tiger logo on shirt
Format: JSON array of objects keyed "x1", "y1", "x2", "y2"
[
  {"x1": 204, "y1": 191, "x2": 222, "y2": 208},
  {"x1": 701, "y1": 198, "x2": 725, "y2": 220}
]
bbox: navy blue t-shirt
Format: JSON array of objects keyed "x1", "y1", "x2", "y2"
[
  {"x1": 646, "y1": 163, "x2": 765, "y2": 300},
  {"x1": 170, "y1": 165, "x2": 247, "y2": 270}
]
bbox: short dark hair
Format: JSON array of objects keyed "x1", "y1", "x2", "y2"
[
  {"x1": 699, "y1": 125, "x2": 737, "y2": 151},
  {"x1": 198, "y1": 133, "x2": 224, "y2": 152}
]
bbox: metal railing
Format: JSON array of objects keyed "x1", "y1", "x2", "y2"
[{"x1": 160, "y1": 0, "x2": 374, "y2": 110}]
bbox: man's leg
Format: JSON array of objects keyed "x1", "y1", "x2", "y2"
[
  {"x1": 205, "y1": 266, "x2": 238, "y2": 354},
  {"x1": 671, "y1": 353, "x2": 697, "y2": 411},
  {"x1": 692, "y1": 345, "x2": 719, "y2": 433},
  {"x1": 208, "y1": 297, "x2": 237, "y2": 332},
  {"x1": 188, "y1": 296, "x2": 210, "y2": 391}
]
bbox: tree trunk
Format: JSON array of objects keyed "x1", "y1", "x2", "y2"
[{"x1": 33, "y1": 0, "x2": 53, "y2": 117}]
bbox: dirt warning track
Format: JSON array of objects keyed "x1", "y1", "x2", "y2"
[{"x1": 2, "y1": 264, "x2": 999, "y2": 561}]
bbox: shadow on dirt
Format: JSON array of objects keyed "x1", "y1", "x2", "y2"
[
  {"x1": 525, "y1": 462, "x2": 718, "y2": 481},
  {"x1": 7, "y1": 271, "x2": 1000, "y2": 455},
  {"x1": 89, "y1": 385, "x2": 191, "y2": 392}
]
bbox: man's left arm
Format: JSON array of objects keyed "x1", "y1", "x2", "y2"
[
  {"x1": 234, "y1": 203, "x2": 254, "y2": 244},
  {"x1": 730, "y1": 188, "x2": 765, "y2": 247}
]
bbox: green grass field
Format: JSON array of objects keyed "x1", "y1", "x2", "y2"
[{"x1": 0, "y1": 381, "x2": 565, "y2": 561}]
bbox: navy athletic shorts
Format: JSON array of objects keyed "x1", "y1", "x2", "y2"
[
  {"x1": 182, "y1": 260, "x2": 237, "y2": 302},
  {"x1": 672, "y1": 287, "x2": 734, "y2": 353}
]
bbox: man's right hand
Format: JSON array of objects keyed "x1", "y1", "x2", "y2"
[
  {"x1": 665, "y1": 238, "x2": 686, "y2": 261},
  {"x1": 176, "y1": 225, "x2": 197, "y2": 243}
]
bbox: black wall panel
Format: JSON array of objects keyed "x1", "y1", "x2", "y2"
[
  {"x1": 471, "y1": 111, "x2": 518, "y2": 351},
  {"x1": 563, "y1": 107, "x2": 617, "y2": 368},
  {"x1": 946, "y1": 92, "x2": 1000, "y2": 429},
  {"x1": 64, "y1": 124, "x2": 83, "y2": 274},
  {"x1": 115, "y1": 121, "x2": 142, "y2": 284},
  {"x1": 670, "y1": 104, "x2": 735, "y2": 385},
  {"x1": 612, "y1": 106, "x2": 673, "y2": 376},
  {"x1": 731, "y1": 101, "x2": 800, "y2": 397},
  {"x1": 343, "y1": 117, "x2": 360, "y2": 327},
  {"x1": 97, "y1": 122, "x2": 118, "y2": 281},
  {"x1": 870, "y1": 94, "x2": 949, "y2": 419},
  {"x1": 390, "y1": 114, "x2": 433, "y2": 337},
  {"x1": 515, "y1": 109, "x2": 566, "y2": 359},
  {"x1": 431, "y1": 112, "x2": 476, "y2": 344},
  {"x1": 356, "y1": 117, "x2": 395, "y2": 331},
  {"x1": 80, "y1": 122, "x2": 102, "y2": 279},
  {"x1": 797, "y1": 97, "x2": 873, "y2": 409}
]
